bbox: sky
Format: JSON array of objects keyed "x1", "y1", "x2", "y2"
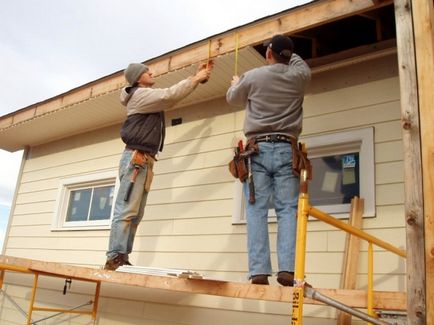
[{"x1": 0, "y1": 0, "x2": 310, "y2": 249}]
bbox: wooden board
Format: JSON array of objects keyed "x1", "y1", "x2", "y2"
[
  {"x1": 0, "y1": 255, "x2": 406, "y2": 310},
  {"x1": 337, "y1": 197, "x2": 364, "y2": 325},
  {"x1": 394, "y1": 0, "x2": 429, "y2": 323},
  {"x1": 411, "y1": 1, "x2": 434, "y2": 324}
]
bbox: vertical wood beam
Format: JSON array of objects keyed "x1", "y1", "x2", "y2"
[
  {"x1": 412, "y1": 1, "x2": 434, "y2": 324},
  {"x1": 337, "y1": 197, "x2": 364, "y2": 325},
  {"x1": 394, "y1": 0, "x2": 426, "y2": 324}
]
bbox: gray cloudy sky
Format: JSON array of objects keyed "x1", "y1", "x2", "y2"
[{"x1": 0, "y1": 0, "x2": 310, "y2": 209}]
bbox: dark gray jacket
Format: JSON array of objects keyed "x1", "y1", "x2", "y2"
[{"x1": 119, "y1": 78, "x2": 197, "y2": 154}]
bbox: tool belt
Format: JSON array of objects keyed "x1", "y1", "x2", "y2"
[
  {"x1": 228, "y1": 153, "x2": 248, "y2": 182},
  {"x1": 228, "y1": 139, "x2": 258, "y2": 182},
  {"x1": 290, "y1": 138, "x2": 312, "y2": 180},
  {"x1": 132, "y1": 150, "x2": 155, "y2": 193},
  {"x1": 228, "y1": 139, "x2": 259, "y2": 204},
  {"x1": 246, "y1": 134, "x2": 312, "y2": 180},
  {"x1": 124, "y1": 149, "x2": 155, "y2": 201}
]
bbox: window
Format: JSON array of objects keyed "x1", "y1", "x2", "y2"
[
  {"x1": 53, "y1": 171, "x2": 117, "y2": 230},
  {"x1": 232, "y1": 128, "x2": 375, "y2": 224},
  {"x1": 309, "y1": 152, "x2": 360, "y2": 212}
]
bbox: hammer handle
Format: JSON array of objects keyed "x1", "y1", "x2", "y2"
[{"x1": 124, "y1": 167, "x2": 140, "y2": 201}]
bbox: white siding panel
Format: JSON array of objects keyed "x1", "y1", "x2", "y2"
[
  {"x1": 154, "y1": 166, "x2": 233, "y2": 189},
  {"x1": 15, "y1": 189, "x2": 58, "y2": 205},
  {"x1": 375, "y1": 140, "x2": 404, "y2": 162},
  {"x1": 145, "y1": 200, "x2": 233, "y2": 220},
  {"x1": 373, "y1": 120, "x2": 402, "y2": 142},
  {"x1": 303, "y1": 101, "x2": 400, "y2": 135},
  {"x1": 304, "y1": 77, "x2": 400, "y2": 117},
  {"x1": 24, "y1": 126, "x2": 123, "y2": 171},
  {"x1": 147, "y1": 182, "x2": 234, "y2": 205},
  {"x1": 159, "y1": 134, "x2": 235, "y2": 161},
  {"x1": 376, "y1": 183, "x2": 405, "y2": 205},
  {"x1": 7, "y1": 224, "x2": 54, "y2": 237},
  {"x1": 376, "y1": 161, "x2": 404, "y2": 184},
  {"x1": 358, "y1": 251, "x2": 406, "y2": 274},
  {"x1": 359, "y1": 227, "x2": 406, "y2": 251},
  {"x1": 13, "y1": 201, "x2": 54, "y2": 215},
  {"x1": 21, "y1": 157, "x2": 118, "y2": 183},
  {"x1": 365, "y1": 205, "x2": 405, "y2": 228},
  {"x1": 155, "y1": 149, "x2": 232, "y2": 175},
  {"x1": 10, "y1": 212, "x2": 51, "y2": 226}
]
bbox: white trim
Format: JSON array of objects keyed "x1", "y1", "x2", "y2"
[{"x1": 52, "y1": 170, "x2": 118, "y2": 231}]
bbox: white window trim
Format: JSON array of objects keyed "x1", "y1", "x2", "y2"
[
  {"x1": 232, "y1": 127, "x2": 375, "y2": 224},
  {"x1": 52, "y1": 170, "x2": 118, "y2": 231}
]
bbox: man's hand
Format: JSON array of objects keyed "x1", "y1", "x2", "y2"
[
  {"x1": 192, "y1": 60, "x2": 214, "y2": 84},
  {"x1": 231, "y1": 75, "x2": 240, "y2": 86},
  {"x1": 197, "y1": 60, "x2": 214, "y2": 72}
]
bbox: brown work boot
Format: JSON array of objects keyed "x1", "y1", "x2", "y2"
[
  {"x1": 277, "y1": 271, "x2": 294, "y2": 286},
  {"x1": 104, "y1": 254, "x2": 125, "y2": 271},
  {"x1": 123, "y1": 258, "x2": 133, "y2": 266},
  {"x1": 251, "y1": 274, "x2": 269, "y2": 285}
]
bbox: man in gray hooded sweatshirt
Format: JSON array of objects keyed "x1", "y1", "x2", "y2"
[
  {"x1": 105, "y1": 62, "x2": 212, "y2": 270},
  {"x1": 226, "y1": 35, "x2": 311, "y2": 286}
]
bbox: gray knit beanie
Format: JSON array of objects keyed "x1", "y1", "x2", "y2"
[{"x1": 124, "y1": 63, "x2": 149, "y2": 85}]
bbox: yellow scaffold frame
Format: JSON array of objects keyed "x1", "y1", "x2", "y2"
[
  {"x1": 0, "y1": 263, "x2": 101, "y2": 325},
  {"x1": 291, "y1": 167, "x2": 406, "y2": 325}
]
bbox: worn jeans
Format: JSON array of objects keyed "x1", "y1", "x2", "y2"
[
  {"x1": 106, "y1": 149, "x2": 150, "y2": 260},
  {"x1": 244, "y1": 142, "x2": 299, "y2": 278}
]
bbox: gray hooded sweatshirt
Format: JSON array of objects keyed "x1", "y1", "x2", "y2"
[{"x1": 226, "y1": 53, "x2": 311, "y2": 140}]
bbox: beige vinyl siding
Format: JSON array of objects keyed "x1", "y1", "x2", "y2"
[{"x1": 2, "y1": 54, "x2": 405, "y2": 323}]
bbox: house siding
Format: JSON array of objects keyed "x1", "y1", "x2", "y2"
[{"x1": 1, "y1": 53, "x2": 405, "y2": 324}]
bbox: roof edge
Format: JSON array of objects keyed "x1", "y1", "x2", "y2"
[{"x1": 0, "y1": 0, "x2": 391, "y2": 130}]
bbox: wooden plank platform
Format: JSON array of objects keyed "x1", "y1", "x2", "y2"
[{"x1": 0, "y1": 255, "x2": 406, "y2": 311}]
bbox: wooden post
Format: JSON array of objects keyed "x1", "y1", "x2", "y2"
[
  {"x1": 394, "y1": 0, "x2": 428, "y2": 324},
  {"x1": 411, "y1": 1, "x2": 434, "y2": 324},
  {"x1": 337, "y1": 197, "x2": 364, "y2": 325}
]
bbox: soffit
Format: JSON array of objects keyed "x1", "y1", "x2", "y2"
[{"x1": 0, "y1": 47, "x2": 265, "y2": 152}]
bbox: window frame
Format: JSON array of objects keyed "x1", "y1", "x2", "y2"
[
  {"x1": 52, "y1": 171, "x2": 118, "y2": 231},
  {"x1": 232, "y1": 127, "x2": 375, "y2": 224}
]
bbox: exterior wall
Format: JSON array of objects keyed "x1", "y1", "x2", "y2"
[{"x1": 0, "y1": 53, "x2": 404, "y2": 324}]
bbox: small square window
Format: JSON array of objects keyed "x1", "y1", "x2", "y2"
[
  {"x1": 53, "y1": 171, "x2": 117, "y2": 230},
  {"x1": 309, "y1": 152, "x2": 360, "y2": 206}
]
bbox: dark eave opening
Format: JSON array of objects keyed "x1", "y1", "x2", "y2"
[{"x1": 254, "y1": 4, "x2": 396, "y2": 63}]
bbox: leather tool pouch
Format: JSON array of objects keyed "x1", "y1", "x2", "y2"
[
  {"x1": 291, "y1": 139, "x2": 312, "y2": 180},
  {"x1": 144, "y1": 154, "x2": 154, "y2": 193},
  {"x1": 229, "y1": 155, "x2": 248, "y2": 182},
  {"x1": 132, "y1": 150, "x2": 155, "y2": 192},
  {"x1": 144, "y1": 165, "x2": 154, "y2": 193},
  {"x1": 228, "y1": 139, "x2": 258, "y2": 183}
]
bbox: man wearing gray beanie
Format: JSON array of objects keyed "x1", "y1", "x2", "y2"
[{"x1": 104, "y1": 61, "x2": 213, "y2": 270}]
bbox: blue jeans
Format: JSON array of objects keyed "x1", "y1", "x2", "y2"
[
  {"x1": 106, "y1": 149, "x2": 150, "y2": 260},
  {"x1": 244, "y1": 142, "x2": 299, "y2": 278}
]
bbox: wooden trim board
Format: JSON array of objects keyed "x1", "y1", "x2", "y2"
[{"x1": 0, "y1": 255, "x2": 406, "y2": 311}]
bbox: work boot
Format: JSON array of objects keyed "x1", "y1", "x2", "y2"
[
  {"x1": 277, "y1": 271, "x2": 294, "y2": 286},
  {"x1": 251, "y1": 274, "x2": 269, "y2": 285},
  {"x1": 104, "y1": 254, "x2": 125, "y2": 271},
  {"x1": 123, "y1": 258, "x2": 133, "y2": 266}
]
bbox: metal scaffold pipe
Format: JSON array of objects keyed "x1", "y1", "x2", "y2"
[{"x1": 304, "y1": 287, "x2": 391, "y2": 325}]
